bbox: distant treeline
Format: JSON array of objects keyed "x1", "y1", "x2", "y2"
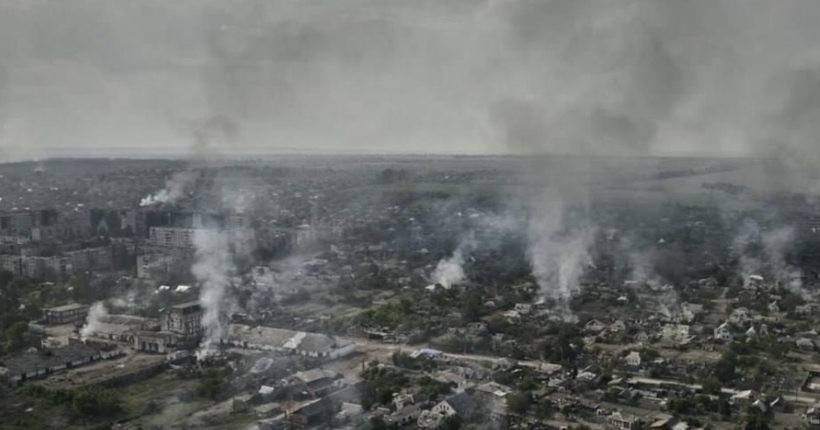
[
  {"x1": 650, "y1": 164, "x2": 741, "y2": 181},
  {"x1": 702, "y1": 182, "x2": 746, "y2": 196}
]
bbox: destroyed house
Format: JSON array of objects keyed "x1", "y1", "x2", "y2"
[
  {"x1": 286, "y1": 384, "x2": 363, "y2": 430},
  {"x1": 288, "y1": 398, "x2": 333, "y2": 430},
  {"x1": 288, "y1": 369, "x2": 343, "y2": 397}
]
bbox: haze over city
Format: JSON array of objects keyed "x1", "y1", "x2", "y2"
[{"x1": 2, "y1": 2, "x2": 820, "y2": 430}]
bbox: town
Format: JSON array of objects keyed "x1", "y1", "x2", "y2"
[{"x1": 1, "y1": 155, "x2": 820, "y2": 430}]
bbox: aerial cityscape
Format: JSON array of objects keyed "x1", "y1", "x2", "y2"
[{"x1": 2, "y1": 1, "x2": 820, "y2": 430}]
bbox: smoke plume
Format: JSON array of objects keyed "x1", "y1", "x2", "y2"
[
  {"x1": 140, "y1": 170, "x2": 200, "y2": 207},
  {"x1": 734, "y1": 219, "x2": 805, "y2": 297},
  {"x1": 762, "y1": 227, "x2": 805, "y2": 296},
  {"x1": 432, "y1": 232, "x2": 477, "y2": 288},
  {"x1": 80, "y1": 301, "x2": 109, "y2": 341},
  {"x1": 192, "y1": 228, "x2": 234, "y2": 358}
]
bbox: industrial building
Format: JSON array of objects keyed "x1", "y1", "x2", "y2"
[
  {"x1": 44, "y1": 303, "x2": 89, "y2": 325},
  {"x1": 224, "y1": 324, "x2": 356, "y2": 360}
]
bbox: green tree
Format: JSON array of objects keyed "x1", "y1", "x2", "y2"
[
  {"x1": 715, "y1": 351, "x2": 737, "y2": 384},
  {"x1": 71, "y1": 388, "x2": 123, "y2": 417},
  {"x1": 197, "y1": 370, "x2": 227, "y2": 400},
  {"x1": 719, "y1": 399, "x2": 732, "y2": 419},
  {"x1": 4, "y1": 321, "x2": 29, "y2": 353},
  {"x1": 535, "y1": 400, "x2": 555, "y2": 424},
  {"x1": 742, "y1": 414, "x2": 770, "y2": 430},
  {"x1": 443, "y1": 415, "x2": 463, "y2": 430},
  {"x1": 461, "y1": 291, "x2": 482, "y2": 323},
  {"x1": 369, "y1": 416, "x2": 389, "y2": 430},
  {"x1": 506, "y1": 392, "x2": 531, "y2": 416},
  {"x1": 701, "y1": 377, "x2": 722, "y2": 395}
]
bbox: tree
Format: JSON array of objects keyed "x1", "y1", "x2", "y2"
[
  {"x1": 443, "y1": 415, "x2": 463, "y2": 430},
  {"x1": 742, "y1": 414, "x2": 770, "y2": 430},
  {"x1": 719, "y1": 398, "x2": 732, "y2": 419},
  {"x1": 71, "y1": 388, "x2": 123, "y2": 417},
  {"x1": 4, "y1": 320, "x2": 29, "y2": 353},
  {"x1": 369, "y1": 416, "x2": 389, "y2": 430},
  {"x1": 535, "y1": 400, "x2": 555, "y2": 424},
  {"x1": 197, "y1": 370, "x2": 227, "y2": 400},
  {"x1": 715, "y1": 351, "x2": 737, "y2": 384},
  {"x1": 506, "y1": 392, "x2": 531, "y2": 416},
  {"x1": 701, "y1": 377, "x2": 722, "y2": 395},
  {"x1": 461, "y1": 291, "x2": 482, "y2": 323}
]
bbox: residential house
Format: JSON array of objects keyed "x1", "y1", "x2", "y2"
[
  {"x1": 679, "y1": 303, "x2": 704, "y2": 323},
  {"x1": 432, "y1": 392, "x2": 477, "y2": 420},
  {"x1": 386, "y1": 405, "x2": 422, "y2": 427},
  {"x1": 585, "y1": 319, "x2": 607, "y2": 334},
  {"x1": 798, "y1": 338, "x2": 815, "y2": 352},
  {"x1": 610, "y1": 320, "x2": 627, "y2": 334},
  {"x1": 730, "y1": 308, "x2": 752, "y2": 326},
  {"x1": 606, "y1": 411, "x2": 644, "y2": 430},
  {"x1": 662, "y1": 325, "x2": 690, "y2": 344},
  {"x1": 714, "y1": 322, "x2": 733, "y2": 342},
  {"x1": 625, "y1": 351, "x2": 642, "y2": 367},
  {"x1": 804, "y1": 404, "x2": 820, "y2": 426},
  {"x1": 393, "y1": 393, "x2": 415, "y2": 410},
  {"x1": 731, "y1": 390, "x2": 760, "y2": 406}
]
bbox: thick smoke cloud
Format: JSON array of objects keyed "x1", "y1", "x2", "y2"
[{"x1": 0, "y1": 0, "x2": 818, "y2": 160}]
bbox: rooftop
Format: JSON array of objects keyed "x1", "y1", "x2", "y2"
[{"x1": 46, "y1": 303, "x2": 88, "y2": 313}]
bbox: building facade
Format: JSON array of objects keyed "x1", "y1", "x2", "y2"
[{"x1": 45, "y1": 303, "x2": 89, "y2": 325}]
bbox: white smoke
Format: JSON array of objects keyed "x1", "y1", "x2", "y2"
[
  {"x1": 762, "y1": 226, "x2": 805, "y2": 297},
  {"x1": 192, "y1": 228, "x2": 234, "y2": 359},
  {"x1": 432, "y1": 232, "x2": 477, "y2": 288},
  {"x1": 734, "y1": 219, "x2": 763, "y2": 283},
  {"x1": 139, "y1": 171, "x2": 199, "y2": 207},
  {"x1": 625, "y1": 243, "x2": 681, "y2": 318},
  {"x1": 529, "y1": 223, "x2": 595, "y2": 319},
  {"x1": 80, "y1": 301, "x2": 109, "y2": 341},
  {"x1": 734, "y1": 220, "x2": 805, "y2": 297},
  {"x1": 516, "y1": 170, "x2": 595, "y2": 321}
]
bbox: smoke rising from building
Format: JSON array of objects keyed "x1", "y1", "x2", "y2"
[
  {"x1": 139, "y1": 171, "x2": 200, "y2": 207},
  {"x1": 192, "y1": 228, "x2": 234, "y2": 359},
  {"x1": 431, "y1": 232, "x2": 477, "y2": 288},
  {"x1": 80, "y1": 301, "x2": 109, "y2": 341},
  {"x1": 733, "y1": 219, "x2": 805, "y2": 297}
]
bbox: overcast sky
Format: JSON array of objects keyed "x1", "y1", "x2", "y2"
[{"x1": 1, "y1": 0, "x2": 819, "y2": 159}]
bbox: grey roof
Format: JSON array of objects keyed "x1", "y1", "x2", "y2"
[
  {"x1": 327, "y1": 384, "x2": 364, "y2": 409},
  {"x1": 46, "y1": 303, "x2": 88, "y2": 313},
  {"x1": 0, "y1": 343, "x2": 106, "y2": 377},
  {"x1": 299, "y1": 333, "x2": 339, "y2": 353},
  {"x1": 91, "y1": 322, "x2": 133, "y2": 336},
  {"x1": 294, "y1": 369, "x2": 341, "y2": 384},
  {"x1": 171, "y1": 300, "x2": 201, "y2": 311},
  {"x1": 100, "y1": 314, "x2": 158, "y2": 329},
  {"x1": 443, "y1": 392, "x2": 476, "y2": 417},
  {"x1": 227, "y1": 324, "x2": 351, "y2": 354}
]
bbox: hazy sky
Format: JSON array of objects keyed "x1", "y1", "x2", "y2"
[{"x1": 1, "y1": 0, "x2": 819, "y2": 159}]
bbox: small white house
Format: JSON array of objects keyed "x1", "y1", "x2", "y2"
[
  {"x1": 714, "y1": 322, "x2": 734, "y2": 342},
  {"x1": 625, "y1": 351, "x2": 642, "y2": 367}
]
